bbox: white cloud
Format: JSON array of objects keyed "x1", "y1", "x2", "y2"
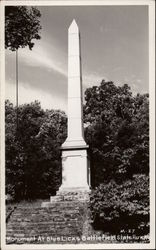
[
  {"x1": 20, "y1": 46, "x2": 67, "y2": 76},
  {"x1": 6, "y1": 42, "x2": 67, "y2": 77},
  {"x1": 5, "y1": 80, "x2": 67, "y2": 112}
]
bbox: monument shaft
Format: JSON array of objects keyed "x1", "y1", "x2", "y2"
[
  {"x1": 60, "y1": 20, "x2": 90, "y2": 190},
  {"x1": 68, "y1": 20, "x2": 84, "y2": 143},
  {"x1": 62, "y1": 20, "x2": 86, "y2": 147}
]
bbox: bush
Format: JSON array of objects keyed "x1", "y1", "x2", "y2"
[
  {"x1": 5, "y1": 100, "x2": 67, "y2": 200},
  {"x1": 90, "y1": 174, "x2": 149, "y2": 236}
]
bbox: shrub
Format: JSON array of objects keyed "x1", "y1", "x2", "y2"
[
  {"x1": 5, "y1": 101, "x2": 67, "y2": 200},
  {"x1": 90, "y1": 174, "x2": 149, "y2": 236}
]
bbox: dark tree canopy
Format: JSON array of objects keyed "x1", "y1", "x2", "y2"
[
  {"x1": 83, "y1": 80, "x2": 149, "y2": 186},
  {"x1": 83, "y1": 80, "x2": 149, "y2": 236},
  {"x1": 5, "y1": 6, "x2": 41, "y2": 51},
  {"x1": 5, "y1": 100, "x2": 67, "y2": 200}
]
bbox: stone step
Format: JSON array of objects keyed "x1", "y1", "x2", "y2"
[
  {"x1": 7, "y1": 233, "x2": 80, "y2": 238},
  {"x1": 16, "y1": 206, "x2": 82, "y2": 211},
  {"x1": 12, "y1": 208, "x2": 77, "y2": 213},
  {"x1": 7, "y1": 229, "x2": 81, "y2": 235},
  {"x1": 13, "y1": 209, "x2": 81, "y2": 214},
  {"x1": 10, "y1": 212, "x2": 81, "y2": 219},
  {"x1": 8, "y1": 215, "x2": 80, "y2": 222},
  {"x1": 7, "y1": 227, "x2": 80, "y2": 234},
  {"x1": 6, "y1": 197, "x2": 90, "y2": 243},
  {"x1": 7, "y1": 231, "x2": 82, "y2": 239},
  {"x1": 7, "y1": 225, "x2": 81, "y2": 231},
  {"x1": 7, "y1": 223, "x2": 81, "y2": 230}
]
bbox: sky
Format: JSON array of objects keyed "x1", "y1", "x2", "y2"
[{"x1": 5, "y1": 5, "x2": 149, "y2": 112}]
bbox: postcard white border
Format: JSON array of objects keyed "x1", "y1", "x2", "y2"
[{"x1": 0, "y1": 0, "x2": 155, "y2": 249}]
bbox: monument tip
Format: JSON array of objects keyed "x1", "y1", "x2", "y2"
[{"x1": 69, "y1": 19, "x2": 79, "y2": 32}]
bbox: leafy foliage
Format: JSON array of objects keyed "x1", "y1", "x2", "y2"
[
  {"x1": 84, "y1": 80, "x2": 149, "y2": 186},
  {"x1": 90, "y1": 174, "x2": 149, "y2": 235},
  {"x1": 5, "y1": 6, "x2": 41, "y2": 51},
  {"x1": 84, "y1": 80, "x2": 149, "y2": 236},
  {"x1": 5, "y1": 100, "x2": 67, "y2": 200}
]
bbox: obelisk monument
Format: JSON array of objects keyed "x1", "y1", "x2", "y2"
[{"x1": 59, "y1": 20, "x2": 90, "y2": 191}]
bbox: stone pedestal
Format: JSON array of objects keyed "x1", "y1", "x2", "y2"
[{"x1": 60, "y1": 146, "x2": 90, "y2": 191}]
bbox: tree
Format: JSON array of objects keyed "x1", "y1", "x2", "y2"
[
  {"x1": 5, "y1": 100, "x2": 18, "y2": 198},
  {"x1": 5, "y1": 6, "x2": 41, "y2": 50},
  {"x1": 36, "y1": 109, "x2": 67, "y2": 197},
  {"x1": 5, "y1": 6, "x2": 42, "y2": 130},
  {"x1": 84, "y1": 80, "x2": 149, "y2": 186},
  {"x1": 5, "y1": 101, "x2": 67, "y2": 200},
  {"x1": 83, "y1": 80, "x2": 149, "y2": 238},
  {"x1": 5, "y1": 100, "x2": 44, "y2": 199}
]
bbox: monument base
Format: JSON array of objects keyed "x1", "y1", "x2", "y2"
[
  {"x1": 60, "y1": 144, "x2": 90, "y2": 189},
  {"x1": 42, "y1": 141, "x2": 90, "y2": 207},
  {"x1": 42, "y1": 188, "x2": 90, "y2": 207}
]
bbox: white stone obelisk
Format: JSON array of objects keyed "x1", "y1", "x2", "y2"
[{"x1": 60, "y1": 20, "x2": 90, "y2": 191}]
